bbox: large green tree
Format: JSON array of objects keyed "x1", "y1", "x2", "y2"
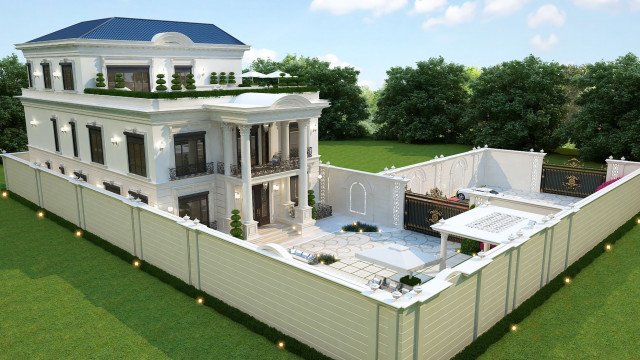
[
  {"x1": 462, "y1": 55, "x2": 567, "y2": 151},
  {"x1": 374, "y1": 57, "x2": 469, "y2": 143},
  {"x1": 0, "y1": 54, "x2": 28, "y2": 153},
  {"x1": 561, "y1": 53, "x2": 640, "y2": 161},
  {"x1": 249, "y1": 55, "x2": 369, "y2": 140}
]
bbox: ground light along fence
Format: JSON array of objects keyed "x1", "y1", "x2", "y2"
[{"x1": 4, "y1": 151, "x2": 640, "y2": 360}]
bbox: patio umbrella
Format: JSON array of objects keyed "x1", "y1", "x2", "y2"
[
  {"x1": 355, "y1": 244, "x2": 440, "y2": 276},
  {"x1": 242, "y1": 70, "x2": 267, "y2": 78},
  {"x1": 265, "y1": 70, "x2": 292, "y2": 78}
]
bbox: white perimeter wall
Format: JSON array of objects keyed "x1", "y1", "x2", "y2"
[{"x1": 4, "y1": 151, "x2": 640, "y2": 360}]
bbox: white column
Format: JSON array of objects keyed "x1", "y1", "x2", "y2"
[
  {"x1": 222, "y1": 123, "x2": 233, "y2": 176},
  {"x1": 297, "y1": 119, "x2": 310, "y2": 209},
  {"x1": 483, "y1": 242, "x2": 491, "y2": 252},
  {"x1": 439, "y1": 233, "x2": 449, "y2": 271},
  {"x1": 281, "y1": 121, "x2": 290, "y2": 160},
  {"x1": 239, "y1": 125, "x2": 253, "y2": 223},
  {"x1": 257, "y1": 126, "x2": 263, "y2": 165}
]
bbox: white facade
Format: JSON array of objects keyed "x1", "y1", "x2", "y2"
[{"x1": 16, "y1": 21, "x2": 328, "y2": 240}]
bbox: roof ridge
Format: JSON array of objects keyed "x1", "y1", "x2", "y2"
[{"x1": 78, "y1": 17, "x2": 116, "y2": 39}]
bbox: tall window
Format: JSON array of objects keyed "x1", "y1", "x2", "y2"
[
  {"x1": 103, "y1": 182, "x2": 121, "y2": 195},
  {"x1": 289, "y1": 122, "x2": 299, "y2": 157},
  {"x1": 178, "y1": 192, "x2": 210, "y2": 227},
  {"x1": 106, "y1": 66, "x2": 150, "y2": 92},
  {"x1": 70, "y1": 122, "x2": 78, "y2": 157},
  {"x1": 87, "y1": 125, "x2": 104, "y2": 164},
  {"x1": 26, "y1": 63, "x2": 33, "y2": 88},
  {"x1": 174, "y1": 132, "x2": 206, "y2": 177},
  {"x1": 51, "y1": 118, "x2": 60, "y2": 152},
  {"x1": 60, "y1": 63, "x2": 74, "y2": 90},
  {"x1": 125, "y1": 132, "x2": 146, "y2": 177},
  {"x1": 42, "y1": 63, "x2": 52, "y2": 89},
  {"x1": 128, "y1": 190, "x2": 148, "y2": 204},
  {"x1": 174, "y1": 66, "x2": 192, "y2": 87}
]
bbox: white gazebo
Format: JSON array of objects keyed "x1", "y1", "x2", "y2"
[
  {"x1": 431, "y1": 204, "x2": 548, "y2": 271},
  {"x1": 242, "y1": 70, "x2": 267, "y2": 79},
  {"x1": 355, "y1": 244, "x2": 440, "y2": 276},
  {"x1": 265, "y1": 70, "x2": 291, "y2": 78}
]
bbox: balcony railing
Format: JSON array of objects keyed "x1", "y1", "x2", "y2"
[
  {"x1": 289, "y1": 147, "x2": 313, "y2": 158},
  {"x1": 216, "y1": 158, "x2": 300, "y2": 178},
  {"x1": 169, "y1": 162, "x2": 215, "y2": 181}
]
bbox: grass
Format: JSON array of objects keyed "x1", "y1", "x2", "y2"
[
  {"x1": 318, "y1": 140, "x2": 605, "y2": 173},
  {"x1": 478, "y1": 223, "x2": 640, "y2": 359},
  {"x1": 0, "y1": 173, "x2": 300, "y2": 359}
]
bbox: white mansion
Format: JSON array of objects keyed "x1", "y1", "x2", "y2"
[{"x1": 16, "y1": 17, "x2": 327, "y2": 239}]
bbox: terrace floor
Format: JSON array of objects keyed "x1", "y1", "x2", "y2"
[{"x1": 493, "y1": 188, "x2": 582, "y2": 209}]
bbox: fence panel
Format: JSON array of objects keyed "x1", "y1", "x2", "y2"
[
  {"x1": 540, "y1": 163, "x2": 606, "y2": 198},
  {"x1": 404, "y1": 191, "x2": 469, "y2": 239}
]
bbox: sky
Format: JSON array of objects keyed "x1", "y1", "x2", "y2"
[{"x1": 3, "y1": 0, "x2": 640, "y2": 89}]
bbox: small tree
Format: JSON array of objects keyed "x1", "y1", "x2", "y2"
[
  {"x1": 228, "y1": 72, "x2": 236, "y2": 85},
  {"x1": 460, "y1": 238, "x2": 481, "y2": 255},
  {"x1": 155, "y1": 74, "x2": 167, "y2": 91},
  {"x1": 114, "y1": 73, "x2": 125, "y2": 89},
  {"x1": 185, "y1": 73, "x2": 196, "y2": 90},
  {"x1": 95, "y1": 73, "x2": 106, "y2": 88},
  {"x1": 230, "y1": 209, "x2": 244, "y2": 239},
  {"x1": 170, "y1": 73, "x2": 182, "y2": 91},
  {"x1": 210, "y1": 72, "x2": 218, "y2": 84},
  {"x1": 308, "y1": 190, "x2": 317, "y2": 220},
  {"x1": 219, "y1": 72, "x2": 227, "y2": 85}
]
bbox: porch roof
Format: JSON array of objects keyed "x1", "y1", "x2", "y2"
[{"x1": 431, "y1": 204, "x2": 548, "y2": 245}]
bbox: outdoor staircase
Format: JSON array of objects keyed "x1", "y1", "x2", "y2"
[{"x1": 254, "y1": 223, "x2": 327, "y2": 246}]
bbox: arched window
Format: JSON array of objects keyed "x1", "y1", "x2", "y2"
[{"x1": 349, "y1": 182, "x2": 366, "y2": 215}]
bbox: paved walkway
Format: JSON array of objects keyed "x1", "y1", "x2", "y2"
[{"x1": 496, "y1": 188, "x2": 580, "y2": 208}]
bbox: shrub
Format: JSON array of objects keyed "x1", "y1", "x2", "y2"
[
  {"x1": 185, "y1": 73, "x2": 196, "y2": 90},
  {"x1": 400, "y1": 275, "x2": 421, "y2": 286},
  {"x1": 239, "y1": 77, "x2": 252, "y2": 87},
  {"x1": 317, "y1": 253, "x2": 337, "y2": 265},
  {"x1": 308, "y1": 190, "x2": 316, "y2": 220},
  {"x1": 95, "y1": 73, "x2": 106, "y2": 88},
  {"x1": 228, "y1": 72, "x2": 236, "y2": 85},
  {"x1": 155, "y1": 74, "x2": 167, "y2": 91},
  {"x1": 84, "y1": 86, "x2": 319, "y2": 99},
  {"x1": 210, "y1": 72, "x2": 218, "y2": 84},
  {"x1": 341, "y1": 221, "x2": 378, "y2": 232},
  {"x1": 230, "y1": 209, "x2": 244, "y2": 239},
  {"x1": 171, "y1": 74, "x2": 182, "y2": 91},
  {"x1": 114, "y1": 73, "x2": 125, "y2": 89},
  {"x1": 219, "y1": 72, "x2": 227, "y2": 85},
  {"x1": 460, "y1": 238, "x2": 481, "y2": 255}
]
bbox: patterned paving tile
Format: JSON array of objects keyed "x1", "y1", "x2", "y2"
[
  {"x1": 340, "y1": 265, "x2": 359, "y2": 274},
  {"x1": 353, "y1": 269, "x2": 372, "y2": 278},
  {"x1": 350, "y1": 261, "x2": 369, "y2": 269}
]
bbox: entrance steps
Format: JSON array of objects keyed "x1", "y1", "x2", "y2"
[{"x1": 254, "y1": 223, "x2": 327, "y2": 246}]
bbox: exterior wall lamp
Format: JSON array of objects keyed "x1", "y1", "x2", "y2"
[
  {"x1": 33, "y1": 71, "x2": 41, "y2": 78},
  {"x1": 60, "y1": 124, "x2": 70, "y2": 134},
  {"x1": 157, "y1": 140, "x2": 166, "y2": 151},
  {"x1": 52, "y1": 71, "x2": 61, "y2": 79},
  {"x1": 29, "y1": 119, "x2": 39, "y2": 127},
  {"x1": 234, "y1": 191, "x2": 241, "y2": 200},
  {"x1": 110, "y1": 136, "x2": 121, "y2": 146}
]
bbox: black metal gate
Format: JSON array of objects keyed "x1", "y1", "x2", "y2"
[
  {"x1": 404, "y1": 191, "x2": 469, "y2": 239},
  {"x1": 540, "y1": 159, "x2": 607, "y2": 198}
]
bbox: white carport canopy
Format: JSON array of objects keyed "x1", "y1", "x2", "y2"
[
  {"x1": 265, "y1": 70, "x2": 292, "y2": 78},
  {"x1": 355, "y1": 244, "x2": 439, "y2": 275},
  {"x1": 242, "y1": 70, "x2": 267, "y2": 78}
]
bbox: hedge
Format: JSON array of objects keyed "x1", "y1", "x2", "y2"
[
  {"x1": 0, "y1": 188, "x2": 332, "y2": 360},
  {"x1": 84, "y1": 86, "x2": 318, "y2": 99},
  {"x1": 452, "y1": 211, "x2": 640, "y2": 359}
]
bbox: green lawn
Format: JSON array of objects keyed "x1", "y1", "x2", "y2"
[
  {"x1": 0, "y1": 175, "x2": 299, "y2": 359},
  {"x1": 479, "y1": 223, "x2": 640, "y2": 359},
  {"x1": 318, "y1": 140, "x2": 604, "y2": 173}
]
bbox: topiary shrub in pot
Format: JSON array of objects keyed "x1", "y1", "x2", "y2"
[
  {"x1": 185, "y1": 73, "x2": 196, "y2": 90},
  {"x1": 308, "y1": 190, "x2": 317, "y2": 220},
  {"x1": 114, "y1": 73, "x2": 125, "y2": 89},
  {"x1": 155, "y1": 74, "x2": 167, "y2": 91},
  {"x1": 171, "y1": 74, "x2": 182, "y2": 91},
  {"x1": 210, "y1": 72, "x2": 218, "y2": 84},
  {"x1": 230, "y1": 209, "x2": 244, "y2": 239},
  {"x1": 228, "y1": 72, "x2": 236, "y2": 85},
  {"x1": 219, "y1": 72, "x2": 227, "y2": 85},
  {"x1": 95, "y1": 73, "x2": 106, "y2": 88}
]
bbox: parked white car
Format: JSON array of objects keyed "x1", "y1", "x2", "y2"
[{"x1": 456, "y1": 187, "x2": 499, "y2": 201}]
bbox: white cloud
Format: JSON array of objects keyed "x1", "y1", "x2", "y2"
[
  {"x1": 483, "y1": 0, "x2": 530, "y2": 16},
  {"x1": 359, "y1": 79, "x2": 376, "y2": 89},
  {"x1": 530, "y1": 33, "x2": 559, "y2": 50},
  {"x1": 318, "y1": 53, "x2": 359, "y2": 70},
  {"x1": 413, "y1": 0, "x2": 448, "y2": 14},
  {"x1": 528, "y1": 5, "x2": 566, "y2": 28},
  {"x1": 242, "y1": 47, "x2": 278, "y2": 67},
  {"x1": 309, "y1": 0, "x2": 408, "y2": 16},
  {"x1": 629, "y1": 0, "x2": 640, "y2": 10},
  {"x1": 571, "y1": 0, "x2": 619, "y2": 9},
  {"x1": 422, "y1": 2, "x2": 477, "y2": 30}
]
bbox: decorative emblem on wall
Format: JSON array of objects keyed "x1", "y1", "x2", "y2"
[
  {"x1": 563, "y1": 175, "x2": 581, "y2": 190},
  {"x1": 429, "y1": 210, "x2": 442, "y2": 224},
  {"x1": 564, "y1": 158, "x2": 583, "y2": 168},
  {"x1": 428, "y1": 187, "x2": 445, "y2": 199}
]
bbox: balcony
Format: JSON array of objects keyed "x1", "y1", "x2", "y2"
[
  {"x1": 169, "y1": 162, "x2": 215, "y2": 181},
  {"x1": 217, "y1": 158, "x2": 300, "y2": 178}
]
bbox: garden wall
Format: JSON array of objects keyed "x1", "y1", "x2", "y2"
[
  {"x1": 4, "y1": 151, "x2": 640, "y2": 360},
  {"x1": 319, "y1": 164, "x2": 409, "y2": 228}
]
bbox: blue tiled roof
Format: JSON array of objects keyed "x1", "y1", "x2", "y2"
[{"x1": 27, "y1": 17, "x2": 245, "y2": 45}]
